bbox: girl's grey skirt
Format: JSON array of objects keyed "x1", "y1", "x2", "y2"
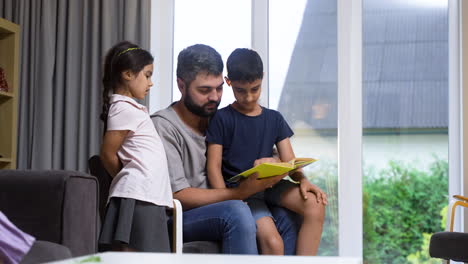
[{"x1": 98, "y1": 197, "x2": 170, "y2": 252}]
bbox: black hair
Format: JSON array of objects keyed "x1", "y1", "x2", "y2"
[
  {"x1": 226, "y1": 48, "x2": 263, "y2": 83},
  {"x1": 176, "y1": 44, "x2": 223, "y2": 87},
  {"x1": 100, "y1": 41, "x2": 153, "y2": 131}
]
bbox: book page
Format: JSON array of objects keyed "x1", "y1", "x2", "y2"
[{"x1": 291, "y1": 158, "x2": 317, "y2": 169}]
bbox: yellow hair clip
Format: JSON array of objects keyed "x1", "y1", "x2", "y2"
[{"x1": 117, "y1": 47, "x2": 140, "y2": 57}]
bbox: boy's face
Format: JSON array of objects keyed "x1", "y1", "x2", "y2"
[
  {"x1": 178, "y1": 72, "x2": 223, "y2": 117},
  {"x1": 226, "y1": 77, "x2": 262, "y2": 112}
]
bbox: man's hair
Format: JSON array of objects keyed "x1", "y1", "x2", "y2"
[
  {"x1": 176, "y1": 44, "x2": 223, "y2": 86},
  {"x1": 226, "y1": 48, "x2": 263, "y2": 83}
]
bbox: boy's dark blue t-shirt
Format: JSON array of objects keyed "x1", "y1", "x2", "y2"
[{"x1": 206, "y1": 105, "x2": 294, "y2": 180}]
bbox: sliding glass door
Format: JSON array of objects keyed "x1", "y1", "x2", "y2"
[{"x1": 362, "y1": 0, "x2": 449, "y2": 262}]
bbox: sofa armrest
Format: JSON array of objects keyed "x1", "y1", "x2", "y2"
[{"x1": 0, "y1": 170, "x2": 99, "y2": 256}]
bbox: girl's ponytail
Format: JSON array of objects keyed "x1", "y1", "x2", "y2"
[
  {"x1": 100, "y1": 43, "x2": 120, "y2": 133},
  {"x1": 100, "y1": 85, "x2": 111, "y2": 133}
]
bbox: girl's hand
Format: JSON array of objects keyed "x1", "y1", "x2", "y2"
[{"x1": 299, "y1": 177, "x2": 328, "y2": 205}]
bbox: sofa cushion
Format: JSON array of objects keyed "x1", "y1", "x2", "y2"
[
  {"x1": 0, "y1": 170, "x2": 99, "y2": 256},
  {"x1": 182, "y1": 241, "x2": 221, "y2": 254},
  {"x1": 21, "y1": 240, "x2": 72, "y2": 264}
]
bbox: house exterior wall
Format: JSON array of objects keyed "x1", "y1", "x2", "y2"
[{"x1": 290, "y1": 132, "x2": 447, "y2": 174}]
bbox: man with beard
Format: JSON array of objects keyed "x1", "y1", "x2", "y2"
[{"x1": 152, "y1": 44, "x2": 300, "y2": 254}]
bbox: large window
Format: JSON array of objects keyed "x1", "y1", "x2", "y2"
[
  {"x1": 362, "y1": 0, "x2": 448, "y2": 263},
  {"x1": 150, "y1": 0, "x2": 460, "y2": 260},
  {"x1": 172, "y1": 0, "x2": 251, "y2": 107},
  {"x1": 269, "y1": 0, "x2": 339, "y2": 256}
]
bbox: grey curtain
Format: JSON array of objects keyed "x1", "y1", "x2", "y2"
[{"x1": 0, "y1": 0, "x2": 151, "y2": 171}]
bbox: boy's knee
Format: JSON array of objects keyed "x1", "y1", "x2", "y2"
[
  {"x1": 303, "y1": 195, "x2": 325, "y2": 221},
  {"x1": 268, "y1": 236, "x2": 284, "y2": 253},
  {"x1": 258, "y1": 233, "x2": 284, "y2": 254}
]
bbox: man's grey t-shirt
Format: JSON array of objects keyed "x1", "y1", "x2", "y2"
[{"x1": 151, "y1": 106, "x2": 208, "y2": 192}]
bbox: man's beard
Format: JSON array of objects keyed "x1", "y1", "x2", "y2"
[{"x1": 184, "y1": 92, "x2": 220, "y2": 117}]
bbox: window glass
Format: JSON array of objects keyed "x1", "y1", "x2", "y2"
[
  {"x1": 173, "y1": 0, "x2": 251, "y2": 107},
  {"x1": 362, "y1": 0, "x2": 448, "y2": 262},
  {"x1": 270, "y1": 0, "x2": 339, "y2": 256}
]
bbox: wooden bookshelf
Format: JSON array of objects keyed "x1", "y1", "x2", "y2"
[{"x1": 0, "y1": 18, "x2": 19, "y2": 169}]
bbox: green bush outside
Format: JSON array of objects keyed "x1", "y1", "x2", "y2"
[
  {"x1": 308, "y1": 161, "x2": 339, "y2": 256},
  {"x1": 307, "y1": 158, "x2": 448, "y2": 263}
]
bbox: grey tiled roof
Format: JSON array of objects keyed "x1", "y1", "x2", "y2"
[{"x1": 277, "y1": 0, "x2": 448, "y2": 130}]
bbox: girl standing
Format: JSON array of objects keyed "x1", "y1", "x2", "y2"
[{"x1": 98, "y1": 41, "x2": 173, "y2": 252}]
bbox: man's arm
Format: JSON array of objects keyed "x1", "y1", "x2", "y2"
[
  {"x1": 206, "y1": 143, "x2": 226, "y2": 188},
  {"x1": 174, "y1": 173, "x2": 285, "y2": 210}
]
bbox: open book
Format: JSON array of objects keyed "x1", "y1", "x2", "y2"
[{"x1": 227, "y1": 158, "x2": 317, "y2": 183}]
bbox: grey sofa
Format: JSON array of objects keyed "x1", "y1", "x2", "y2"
[
  {"x1": 20, "y1": 240, "x2": 72, "y2": 264},
  {"x1": 0, "y1": 170, "x2": 99, "y2": 258}
]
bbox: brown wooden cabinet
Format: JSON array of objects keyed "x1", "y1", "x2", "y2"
[{"x1": 0, "y1": 18, "x2": 19, "y2": 169}]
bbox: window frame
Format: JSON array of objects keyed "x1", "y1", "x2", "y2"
[
  {"x1": 337, "y1": 0, "x2": 363, "y2": 257},
  {"x1": 458, "y1": 0, "x2": 468, "y2": 230},
  {"x1": 149, "y1": 0, "x2": 174, "y2": 114}
]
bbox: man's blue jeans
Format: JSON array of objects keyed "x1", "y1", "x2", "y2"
[
  {"x1": 182, "y1": 200, "x2": 257, "y2": 254},
  {"x1": 181, "y1": 200, "x2": 300, "y2": 254}
]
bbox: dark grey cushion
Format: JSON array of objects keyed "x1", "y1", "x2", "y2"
[
  {"x1": 0, "y1": 170, "x2": 99, "y2": 257},
  {"x1": 21, "y1": 240, "x2": 72, "y2": 264},
  {"x1": 430, "y1": 231, "x2": 468, "y2": 262},
  {"x1": 183, "y1": 241, "x2": 221, "y2": 254},
  {"x1": 88, "y1": 155, "x2": 112, "y2": 223}
]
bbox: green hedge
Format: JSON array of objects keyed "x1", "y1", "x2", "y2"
[{"x1": 308, "y1": 159, "x2": 448, "y2": 263}]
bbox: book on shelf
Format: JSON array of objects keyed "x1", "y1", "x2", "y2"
[{"x1": 0, "y1": 67, "x2": 8, "y2": 92}]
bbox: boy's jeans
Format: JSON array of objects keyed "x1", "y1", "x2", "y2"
[
  {"x1": 181, "y1": 200, "x2": 300, "y2": 254},
  {"x1": 270, "y1": 205, "x2": 301, "y2": 255}
]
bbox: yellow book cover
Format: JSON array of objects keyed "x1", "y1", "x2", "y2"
[{"x1": 227, "y1": 158, "x2": 317, "y2": 182}]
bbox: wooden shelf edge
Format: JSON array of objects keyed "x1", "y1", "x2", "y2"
[
  {"x1": 0, "y1": 158, "x2": 12, "y2": 163},
  {"x1": 0, "y1": 91, "x2": 14, "y2": 98},
  {"x1": 0, "y1": 19, "x2": 19, "y2": 33},
  {"x1": 0, "y1": 18, "x2": 19, "y2": 170}
]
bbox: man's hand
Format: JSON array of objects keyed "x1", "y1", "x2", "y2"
[
  {"x1": 236, "y1": 172, "x2": 285, "y2": 200},
  {"x1": 299, "y1": 177, "x2": 328, "y2": 205}
]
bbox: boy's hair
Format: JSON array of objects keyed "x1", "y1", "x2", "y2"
[
  {"x1": 227, "y1": 48, "x2": 263, "y2": 83},
  {"x1": 101, "y1": 41, "x2": 153, "y2": 130},
  {"x1": 176, "y1": 44, "x2": 223, "y2": 87}
]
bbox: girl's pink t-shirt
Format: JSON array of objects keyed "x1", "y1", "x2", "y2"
[{"x1": 106, "y1": 94, "x2": 173, "y2": 208}]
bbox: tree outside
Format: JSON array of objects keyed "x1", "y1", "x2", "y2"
[{"x1": 307, "y1": 158, "x2": 447, "y2": 263}]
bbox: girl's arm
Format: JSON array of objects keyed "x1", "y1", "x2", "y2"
[
  {"x1": 100, "y1": 130, "x2": 129, "y2": 177},
  {"x1": 206, "y1": 143, "x2": 227, "y2": 188}
]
